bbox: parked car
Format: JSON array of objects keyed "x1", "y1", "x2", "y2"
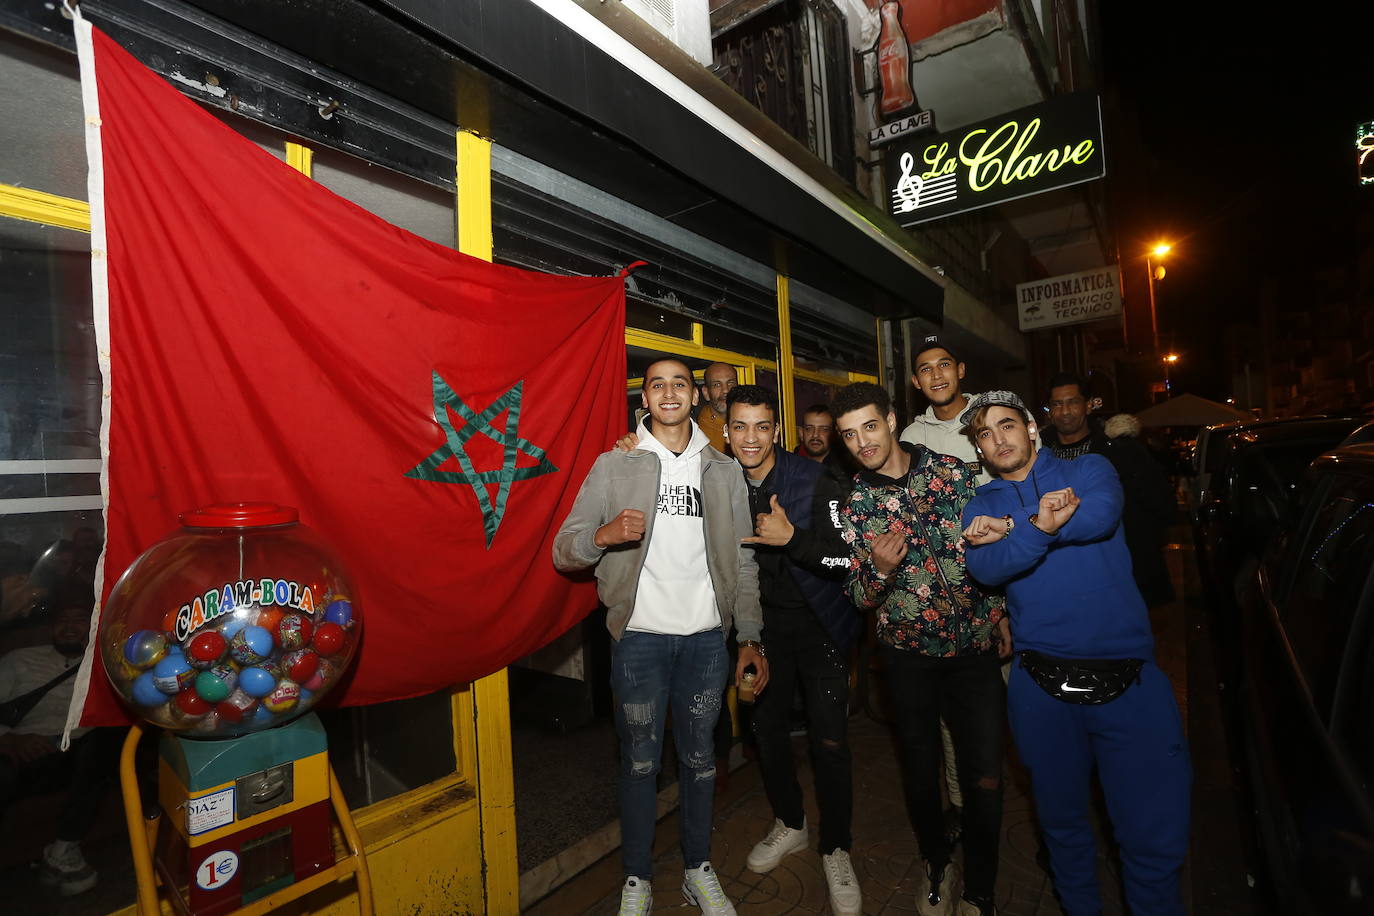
[
  {"x1": 1195, "y1": 416, "x2": 1371, "y2": 607},
  {"x1": 1189, "y1": 413, "x2": 1368, "y2": 522},
  {"x1": 1234, "y1": 443, "x2": 1374, "y2": 914}
]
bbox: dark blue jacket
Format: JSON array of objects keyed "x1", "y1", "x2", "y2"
[
  {"x1": 755, "y1": 449, "x2": 862, "y2": 652},
  {"x1": 960, "y1": 449, "x2": 1154, "y2": 660}
]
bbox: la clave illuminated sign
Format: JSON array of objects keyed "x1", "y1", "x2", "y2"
[
  {"x1": 883, "y1": 92, "x2": 1106, "y2": 225},
  {"x1": 1358, "y1": 120, "x2": 1374, "y2": 186}
]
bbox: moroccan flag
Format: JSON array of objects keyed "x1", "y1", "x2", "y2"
[{"x1": 68, "y1": 17, "x2": 626, "y2": 727}]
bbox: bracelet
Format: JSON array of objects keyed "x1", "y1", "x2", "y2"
[
  {"x1": 1001, "y1": 515, "x2": 1014, "y2": 539},
  {"x1": 1028, "y1": 513, "x2": 1044, "y2": 533},
  {"x1": 738, "y1": 639, "x2": 766, "y2": 658}
]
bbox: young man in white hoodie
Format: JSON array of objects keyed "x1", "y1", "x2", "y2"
[
  {"x1": 899, "y1": 335, "x2": 989, "y2": 486},
  {"x1": 554, "y1": 357, "x2": 767, "y2": 916}
]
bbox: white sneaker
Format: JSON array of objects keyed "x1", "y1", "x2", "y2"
[
  {"x1": 821, "y1": 848, "x2": 862, "y2": 916},
  {"x1": 745, "y1": 817, "x2": 809, "y2": 873},
  {"x1": 617, "y1": 875, "x2": 652, "y2": 916},
  {"x1": 39, "y1": 840, "x2": 98, "y2": 897},
  {"x1": 682, "y1": 861, "x2": 736, "y2": 915}
]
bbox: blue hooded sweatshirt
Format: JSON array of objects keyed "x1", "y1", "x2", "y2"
[{"x1": 960, "y1": 448, "x2": 1155, "y2": 661}]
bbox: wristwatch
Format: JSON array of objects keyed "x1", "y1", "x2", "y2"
[{"x1": 738, "y1": 639, "x2": 766, "y2": 658}]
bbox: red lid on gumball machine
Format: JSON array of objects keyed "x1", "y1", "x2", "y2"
[{"x1": 179, "y1": 502, "x2": 299, "y2": 529}]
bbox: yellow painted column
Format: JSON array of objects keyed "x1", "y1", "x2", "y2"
[
  {"x1": 456, "y1": 127, "x2": 518, "y2": 913},
  {"x1": 776, "y1": 273, "x2": 797, "y2": 450},
  {"x1": 285, "y1": 141, "x2": 314, "y2": 177}
]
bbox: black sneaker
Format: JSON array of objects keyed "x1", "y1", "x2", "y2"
[{"x1": 917, "y1": 858, "x2": 962, "y2": 915}]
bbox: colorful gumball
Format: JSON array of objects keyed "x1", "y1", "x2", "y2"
[
  {"x1": 282, "y1": 649, "x2": 319, "y2": 684},
  {"x1": 263, "y1": 679, "x2": 300, "y2": 714},
  {"x1": 214, "y1": 701, "x2": 243, "y2": 723},
  {"x1": 238, "y1": 666, "x2": 276, "y2": 699},
  {"x1": 152, "y1": 653, "x2": 193, "y2": 695},
  {"x1": 194, "y1": 664, "x2": 237, "y2": 704},
  {"x1": 218, "y1": 613, "x2": 250, "y2": 640},
  {"x1": 132, "y1": 671, "x2": 165, "y2": 707},
  {"x1": 312, "y1": 622, "x2": 345, "y2": 656},
  {"x1": 324, "y1": 599, "x2": 352, "y2": 627},
  {"x1": 255, "y1": 607, "x2": 283, "y2": 635},
  {"x1": 186, "y1": 630, "x2": 227, "y2": 669},
  {"x1": 229, "y1": 625, "x2": 273, "y2": 666},
  {"x1": 190, "y1": 710, "x2": 223, "y2": 735},
  {"x1": 174, "y1": 688, "x2": 210, "y2": 719},
  {"x1": 306, "y1": 657, "x2": 338, "y2": 692},
  {"x1": 123, "y1": 630, "x2": 168, "y2": 669},
  {"x1": 247, "y1": 705, "x2": 275, "y2": 728},
  {"x1": 276, "y1": 613, "x2": 313, "y2": 651},
  {"x1": 216, "y1": 688, "x2": 258, "y2": 723}
]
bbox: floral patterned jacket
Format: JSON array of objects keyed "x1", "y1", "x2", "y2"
[{"x1": 840, "y1": 442, "x2": 1004, "y2": 656}]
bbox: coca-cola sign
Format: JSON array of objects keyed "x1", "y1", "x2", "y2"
[{"x1": 882, "y1": 92, "x2": 1106, "y2": 226}]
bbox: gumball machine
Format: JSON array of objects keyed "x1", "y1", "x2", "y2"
[{"x1": 101, "y1": 503, "x2": 372, "y2": 916}]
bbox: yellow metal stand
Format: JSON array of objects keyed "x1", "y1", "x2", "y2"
[{"x1": 119, "y1": 723, "x2": 374, "y2": 916}]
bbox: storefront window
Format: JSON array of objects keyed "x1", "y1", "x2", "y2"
[
  {"x1": 0, "y1": 30, "x2": 86, "y2": 200},
  {"x1": 0, "y1": 215, "x2": 102, "y2": 597},
  {"x1": 702, "y1": 322, "x2": 777, "y2": 361},
  {"x1": 313, "y1": 147, "x2": 456, "y2": 249},
  {"x1": 626, "y1": 297, "x2": 694, "y2": 338}
]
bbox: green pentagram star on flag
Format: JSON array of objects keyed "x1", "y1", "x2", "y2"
[{"x1": 406, "y1": 371, "x2": 558, "y2": 547}]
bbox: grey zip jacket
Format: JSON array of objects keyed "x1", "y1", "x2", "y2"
[{"x1": 552, "y1": 425, "x2": 762, "y2": 643}]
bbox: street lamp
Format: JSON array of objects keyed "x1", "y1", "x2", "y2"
[
  {"x1": 1163, "y1": 352, "x2": 1180, "y2": 393},
  {"x1": 1146, "y1": 242, "x2": 1172, "y2": 353}
]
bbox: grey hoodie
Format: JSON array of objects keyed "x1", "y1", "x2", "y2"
[
  {"x1": 552, "y1": 421, "x2": 762, "y2": 643},
  {"x1": 899, "y1": 391, "x2": 990, "y2": 486}
]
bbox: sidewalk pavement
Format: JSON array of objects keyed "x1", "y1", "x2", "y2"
[
  {"x1": 526, "y1": 704, "x2": 1131, "y2": 915},
  {"x1": 527, "y1": 534, "x2": 1216, "y2": 915}
]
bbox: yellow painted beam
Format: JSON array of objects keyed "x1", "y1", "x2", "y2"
[
  {"x1": 457, "y1": 130, "x2": 493, "y2": 261},
  {"x1": 0, "y1": 183, "x2": 90, "y2": 232},
  {"x1": 623, "y1": 326, "x2": 778, "y2": 371},
  {"x1": 455, "y1": 126, "x2": 517, "y2": 912},
  {"x1": 876, "y1": 318, "x2": 888, "y2": 394},
  {"x1": 776, "y1": 273, "x2": 797, "y2": 450},
  {"x1": 285, "y1": 141, "x2": 314, "y2": 177},
  {"x1": 792, "y1": 366, "x2": 877, "y2": 386}
]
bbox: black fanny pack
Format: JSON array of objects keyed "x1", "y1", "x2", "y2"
[{"x1": 1017, "y1": 649, "x2": 1144, "y2": 705}]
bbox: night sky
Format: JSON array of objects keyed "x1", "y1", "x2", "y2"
[{"x1": 1099, "y1": 5, "x2": 1373, "y2": 400}]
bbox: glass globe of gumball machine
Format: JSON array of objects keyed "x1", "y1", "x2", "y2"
[{"x1": 101, "y1": 503, "x2": 372, "y2": 916}]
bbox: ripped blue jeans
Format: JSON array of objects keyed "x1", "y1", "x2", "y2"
[{"x1": 611, "y1": 628, "x2": 728, "y2": 879}]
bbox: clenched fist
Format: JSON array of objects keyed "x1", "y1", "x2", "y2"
[
  {"x1": 962, "y1": 515, "x2": 1009, "y2": 546},
  {"x1": 595, "y1": 509, "x2": 646, "y2": 548},
  {"x1": 871, "y1": 529, "x2": 909, "y2": 577},
  {"x1": 1033, "y1": 487, "x2": 1079, "y2": 535}
]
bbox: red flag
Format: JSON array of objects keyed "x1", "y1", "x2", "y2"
[{"x1": 71, "y1": 20, "x2": 625, "y2": 726}]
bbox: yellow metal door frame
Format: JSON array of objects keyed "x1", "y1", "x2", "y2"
[{"x1": 455, "y1": 128, "x2": 520, "y2": 913}]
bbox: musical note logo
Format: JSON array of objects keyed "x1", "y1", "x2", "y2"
[{"x1": 891, "y1": 151, "x2": 957, "y2": 215}]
